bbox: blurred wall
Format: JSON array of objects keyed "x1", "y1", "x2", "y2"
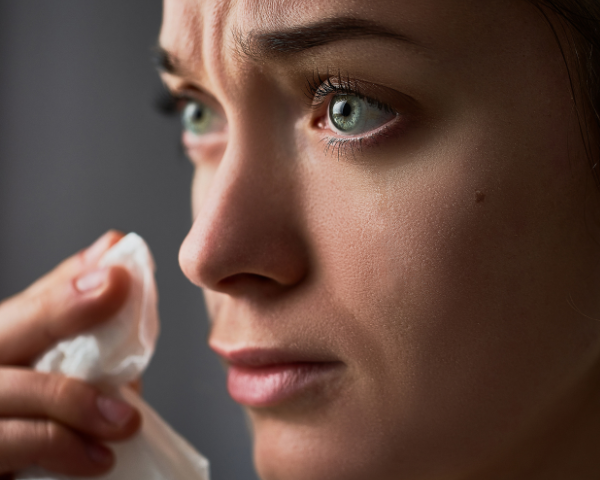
[{"x1": 0, "y1": 2, "x2": 257, "y2": 479}]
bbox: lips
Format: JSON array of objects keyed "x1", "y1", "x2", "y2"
[{"x1": 212, "y1": 347, "x2": 343, "y2": 407}]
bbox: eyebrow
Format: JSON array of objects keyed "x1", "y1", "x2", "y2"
[
  {"x1": 152, "y1": 45, "x2": 180, "y2": 75},
  {"x1": 238, "y1": 17, "x2": 417, "y2": 59},
  {"x1": 154, "y1": 16, "x2": 419, "y2": 76}
]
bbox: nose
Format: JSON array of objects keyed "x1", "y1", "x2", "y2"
[{"x1": 179, "y1": 136, "x2": 308, "y2": 297}]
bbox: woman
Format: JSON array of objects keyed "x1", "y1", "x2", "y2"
[{"x1": 1, "y1": 0, "x2": 600, "y2": 479}]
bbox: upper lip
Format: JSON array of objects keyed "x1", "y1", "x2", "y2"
[{"x1": 210, "y1": 345, "x2": 341, "y2": 368}]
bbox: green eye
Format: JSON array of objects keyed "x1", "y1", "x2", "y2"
[
  {"x1": 181, "y1": 100, "x2": 217, "y2": 136},
  {"x1": 329, "y1": 95, "x2": 396, "y2": 135}
]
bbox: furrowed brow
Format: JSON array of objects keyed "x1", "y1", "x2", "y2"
[
  {"x1": 152, "y1": 45, "x2": 183, "y2": 75},
  {"x1": 238, "y1": 17, "x2": 417, "y2": 59}
]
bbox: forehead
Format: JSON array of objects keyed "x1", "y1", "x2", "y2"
[{"x1": 159, "y1": 0, "x2": 529, "y2": 76}]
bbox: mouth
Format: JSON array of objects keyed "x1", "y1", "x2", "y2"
[{"x1": 211, "y1": 347, "x2": 344, "y2": 408}]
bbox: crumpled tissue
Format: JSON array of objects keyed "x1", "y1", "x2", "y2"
[{"x1": 17, "y1": 232, "x2": 210, "y2": 480}]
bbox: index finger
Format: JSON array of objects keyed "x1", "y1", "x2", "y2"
[{"x1": 0, "y1": 231, "x2": 128, "y2": 365}]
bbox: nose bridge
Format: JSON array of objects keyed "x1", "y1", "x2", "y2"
[
  {"x1": 177, "y1": 2, "x2": 309, "y2": 294},
  {"x1": 179, "y1": 123, "x2": 308, "y2": 293}
]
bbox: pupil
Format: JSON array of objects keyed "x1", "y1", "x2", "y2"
[
  {"x1": 341, "y1": 101, "x2": 352, "y2": 117},
  {"x1": 192, "y1": 105, "x2": 204, "y2": 121}
]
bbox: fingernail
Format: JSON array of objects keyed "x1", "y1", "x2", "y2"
[
  {"x1": 97, "y1": 395, "x2": 134, "y2": 427},
  {"x1": 84, "y1": 231, "x2": 115, "y2": 264},
  {"x1": 75, "y1": 268, "x2": 108, "y2": 293},
  {"x1": 86, "y1": 442, "x2": 113, "y2": 465}
]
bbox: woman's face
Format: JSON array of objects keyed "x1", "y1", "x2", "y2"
[{"x1": 161, "y1": 1, "x2": 600, "y2": 479}]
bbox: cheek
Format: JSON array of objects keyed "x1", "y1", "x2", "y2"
[
  {"x1": 305, "y1": 150, "x2": 490, "y2": 331},
  {"x1": 291, "y1": 133, "x2": 600, "y2": 477}
]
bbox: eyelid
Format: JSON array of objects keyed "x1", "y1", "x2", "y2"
[
  {"x1": 308, "y1": 73, "x2": 383, "y2": 108},
  {"x1": 162, "y1": 83, "x2": 226, "y2": 119}
]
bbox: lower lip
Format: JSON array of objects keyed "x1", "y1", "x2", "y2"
[{"x1": 227, "y1": 362, "x2": 341, "y2": 407}]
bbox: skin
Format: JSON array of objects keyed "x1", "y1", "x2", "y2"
[
  {"x1": 163, "y1": 0, "x2": 600, "y2": 479},
  {"x1": 2, "y1": 1, "x2": 600, "y2": 479},
  {"x1": 0, "y1": 231, "x2": 141, "y2": 476}
]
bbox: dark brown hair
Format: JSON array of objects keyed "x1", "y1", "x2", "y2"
[{"x1": 533, "y1": 1, "x2": 600, "y2": 183}]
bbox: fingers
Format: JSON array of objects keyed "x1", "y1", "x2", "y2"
[
  {"x1": 0, "y1": 369, "x2": 140, "y2": 441},
  {"x1": 0, "y1": 419, "x2": 114, "y2": 476},
  {"x1": 0, "y1": 230, "x2": 140, "y2": 476},
  {"x1": 0, "y1": 231, "x2": 129, "y2": 365},
  {"x1": 0, "y1": 369, "x2": 141, "y2": 476}
]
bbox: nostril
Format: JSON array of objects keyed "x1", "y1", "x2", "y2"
[
  {"x1": 220, "y1": 273, "x2": 271, "y2": 285},
  {"x1": 178, "y1": 174, "x2": 309, "y2": 294},
  {"x1": 217, "y1": 273, "x2": 292, "y2": 296}
]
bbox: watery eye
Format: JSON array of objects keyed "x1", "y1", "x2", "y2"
[
  {"x1": 181, "y1": 100, "x2": 218, "y2": 136},
  {"x1": 328, "y1": 95, "x2": 396, "y2": 135}
]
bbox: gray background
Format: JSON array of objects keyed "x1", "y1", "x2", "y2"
[{"x1": 0, "y1": 2, "x2": 258, "y2": 479}]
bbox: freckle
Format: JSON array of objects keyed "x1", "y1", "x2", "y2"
[{"x1": 475, "y1": 191, "x2": 486, "y2": 203}]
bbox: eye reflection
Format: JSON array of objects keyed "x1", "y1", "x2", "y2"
[{"x1": 329, "y1": 94, "x2": 396, "y2": 135}]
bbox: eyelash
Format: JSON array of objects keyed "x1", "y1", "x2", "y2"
[
  {"x1": 305, "y1": 70, "x2": 390, "y2": 110},
  {"x1": 155, "y1": 89, "x2": 188, "y2": 117},
  {"x1": 154, "y1": 89, "x2": 188, "y2": 158}
]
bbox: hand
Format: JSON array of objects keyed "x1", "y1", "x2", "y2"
[{"x1": 0, "y1": 231, "x2": 141, "y2": 477}]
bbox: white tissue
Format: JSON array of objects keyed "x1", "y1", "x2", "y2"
[
  {"x1": 35, "y1": 233, "x2": 159, "y2": 388},
  {"x1": 17, "y1": 233, "x2": 210, "y2": 480}
]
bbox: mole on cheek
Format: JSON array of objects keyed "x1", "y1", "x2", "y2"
[{"x1": 475, "y1": 191, "x2": 486, "y2": 203}]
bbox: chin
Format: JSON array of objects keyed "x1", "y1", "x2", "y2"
[
  {"x1": 253, "y1": 421, "x2": 374, "y2": 480},
  {"x1": 248, "y1": 393, "x2": 413, "y2": 480},
  {"x1": 246, "y1": 380, "x2": 528, "y2": 480}
]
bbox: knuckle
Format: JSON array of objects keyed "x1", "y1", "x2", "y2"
[
  {"x1": 45, "y1": 376, "x2": 96, "y2": 426},
  {"x1": 0, "y1": 420, "x2": 60, "y2": 470},
  {"x1": 27, "y1": 295, "x2": 62, "y2": 345},
  {"x1": 36, "y1": 421, "x2": 63, "y2": 452},
  {"x1": 28, "y1": 287, "x2": 54, "y2": 317},
  {"x1": 0, "y1": 419, "x2": 20, "y2": 444},
  {"x1": 47, "y1": 376, "x2": 79, "y2": 410}
]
